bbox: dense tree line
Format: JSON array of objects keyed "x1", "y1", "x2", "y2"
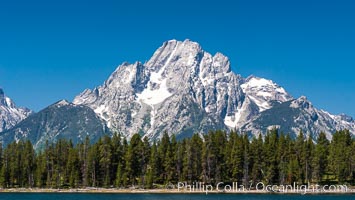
[{"x1": 0, "y1": 129, "x2": 354, "y2": 189}]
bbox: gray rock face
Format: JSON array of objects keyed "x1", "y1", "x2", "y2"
[
  {"x1": 241, "y1": 76, "x2": 293, "y2": 112},
  {"x1": 242, "y1": 96, "x2": 355, "y2": 140},
  {"x1": 74, "y1": 39, "x2": 355, "y2": 140},
  {"x1": 0, "y1": 88, "x2": 32, "y2": 132},
  {"x1": 1, "y1": 40, "x2": 353, "y2": 147},
  {"x1": 0, "y1": 100, "x2": 110, "y2": 149},
  {"x1": 74, "y1": 40, "x2": 244, "y2": 140}
]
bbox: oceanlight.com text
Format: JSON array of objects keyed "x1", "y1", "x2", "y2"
[{"x1": 174, "y1": 182, "x2": 350, "y2": 194}]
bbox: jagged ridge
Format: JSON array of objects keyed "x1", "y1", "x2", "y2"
[
  {"x1": 73, "y1": 39, "x2": 355, "y2": 140},
  {"x1": 1, "y1": 39, "x2": 353, "y2": 147},
  {"x1": 0, "y1": 88, "x2": 33, "y2": 132},
  {"x1": 0, "y1": 100, "x2": 110, "y2": 149}
]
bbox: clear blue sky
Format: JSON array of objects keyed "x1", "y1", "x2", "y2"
[{"x1": 1, "y1": 0, "x2": 354, "y2": 117}]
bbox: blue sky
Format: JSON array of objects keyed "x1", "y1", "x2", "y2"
[{"x1": 0, "y1": 0, "x2": 354, "y2": 117}]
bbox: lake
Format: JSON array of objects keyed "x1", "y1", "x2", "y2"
[{"x1": 0, "y1": 193, "x2": 353, "y2": 200}]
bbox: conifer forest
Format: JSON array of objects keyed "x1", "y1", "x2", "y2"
[{"x1": 0, "y1": 129, "x2": 354, "y2": 189}]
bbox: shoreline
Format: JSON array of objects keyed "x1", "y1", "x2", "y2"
[{"x1": 0, "y1": 188, "x2": 354, "y2": 194}]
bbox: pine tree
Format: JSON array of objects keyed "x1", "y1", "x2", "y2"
[
  {"x1": 312, "y1": 132, "x2": 329, "y2": 183},
  {"x1": 125, "y1": 134, "x2": 143, "y2": 187},
  {"x1": 183, "y1": 138, "x2": 193, "y2": 183},
  {"x1": 1, "y1": 144, "x2": 10, "y2": 188},
  {"x1": 242, "y1": 133, "x2": 250, "y2": 186},
  {"x1": 226, "y1": 131, "x2": 243, "y2": 182},
  {"x1": 201, "y1": 131, "x2": 226, "y2": 184},
  {"x1": 277, "y1": 133, "x2": 289, "y2": 185},
  {"x1": 175, "y1": 140, "x2": 185, "y2": 182},
  {"x1": 164, "y1": 135, "x2": 177, "y2": 184},
  {"x1": 88, "y1": 141, "x2": 100, "y2": 187},
  {"x1": 351, "y1": 138, "x2": 355, "y2": 185},
  {"x1": 146, "y1": 142, "x2": 157, "y2": 189},
  {"x1": 263, "y1": 128, "x2": 279, "y2": 184},
  {"x1": 78, "y1": 136, "x2": 90, "y2": 187},
  {"x1": 121, "y1": 138, "x2": 129, "y2": 187},
  {"x1": 67, "y1": 147, "x2": 80, "y2": 188},
  {"x1": 111, "y1": 133, "x2": 122, "y2": 185},
  {"x1": 157, "y1": 132, "x2": 170, "y2": 183},
  {"x1": 35, "y1": 151, "x2": 47, "y2": 188},
  {"x1": 304, "y1": 134, "x2": 315, "y2": 183},
  {"x1": 99, "y1": 136, "x2": 112, "y2": 187},
  {"x1": 295, "y1": 130, "x2": 306, "y2": 183},
  {"x1": 328, "y1": 130, "x2": 352, "y2": 183},
  {"x1": 23, "y1": 140, "x2": 35, "y2": 187},
  {"x1": 115, "y1": 163, "x2": 123, "y2": 188},
  {"x1": 250, "y1": 134, "x2": 264, "y2": 184},
  {"x1": 190, "y1": 133, "x2": 203, "y2": 182},
  {"x1": 287, "y1": 156, "x2": 300, "y2": 184},
  {"x1": 0, "y1": 143, "x2": 4, "y2": 187}
]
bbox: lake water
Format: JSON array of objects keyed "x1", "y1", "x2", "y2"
[{"x1": 0, "y1": 193, "x2": 353, "y2": 200}]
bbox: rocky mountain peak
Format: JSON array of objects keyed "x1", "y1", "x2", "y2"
[
  {"x1": 290, "y1": 96, "x2": 311, "y2": 109},
  {"x1": 1, "y1": 39, "x2": 355, "y2": 148},
  {"x1": 0, "y1": 88, "x2": 7, "y2": 105},
  {"x1": 72, "y1": 39, "x2": 355, "y2": 141},
  {"x1": 53, "y1": 99, "x2": 71, "y2": 107},
  {"x1": 0, "y1": 89, "x2": 33, "y2": 132},
  {"x1": 0, "y1": 98, "x2": 109, "y2": 149},
  {"x1": 241, "y1": 75, "x2": 293, "y2": 112},
  {"x1": 212, "y1": 52, "x2": 231, "y2": 74},
  {"x1": 145, "y1": 39, "x2": 202, "y2": 73},
  {"x1": 145, "y1": 39, "x2": 231, "y2": 75},
  {"x1": 0, "y1": 89, "x2": 16, "y2": 108},
  {"x1": 74, "y1": 39, "x2": 243, "y2": 139},
  {"x1": 339, "y1": 114, "x2": 353, "y2": 122}
]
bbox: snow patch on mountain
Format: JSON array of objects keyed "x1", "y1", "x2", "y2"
[
  {"x1": 136, "y1": 42, "x2": 177, "y2": 106},
  {"x1": 224, "y1": 99, "x2": 247, "y2": 128},
  {"x1": 55, "y1": 99, "x2": 70, "y2": 107},
  {"x1": 73, "y1": 39, "x2": 355, "y2": 141},
  {"x1": 241, "y1": 76, "x2": 293, "y2": 112},
  {"x1": 242, "y1": 96, "x2": 355, "y2": 140}
]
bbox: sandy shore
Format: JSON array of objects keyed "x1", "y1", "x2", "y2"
[{"x1": 0, "y1": 187, "x2": 354, "y2": 194}]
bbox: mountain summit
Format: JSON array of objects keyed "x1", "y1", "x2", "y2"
[
  {"x1": 74, "y1": 39, "x2": 243, "y2": 139},
  {"x1": 0, "y1": 88, "x2": 32, "y2": 132},
  {"x1": 0, "y1": 99, "x2": 109, "y2": 149},
  {"x1": 74, "y1": 39, "x2": 354, "y2": 140},
  {"x1": 0, "y1": 39, "x2": 353, "y2": 148}
]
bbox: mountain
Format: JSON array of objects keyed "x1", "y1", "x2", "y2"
[
  {"x1": 240, "y1": 76, "x2": 293, "y2": 112},
  {"x1": 74, "y1": 39, "x2": 250, "y2": 140},
  {"x1": 1, "y1": 39, "x2": 352, "y2": 147},
  {"x1": 74, "y1": 39, "x2": 354, "y2": 140},
  {"x1": 0, "y1": 88, "x2": 32, "y2": 132},
  {"x1": 0, "y1": 100, "x2": 110, "y2": 149},
  {"x1": 73, "y1": 40, "x2": 258, "y2": 139},
  {"x1": 242, "y1": 96, "x2": 355, "y2": 140}
]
